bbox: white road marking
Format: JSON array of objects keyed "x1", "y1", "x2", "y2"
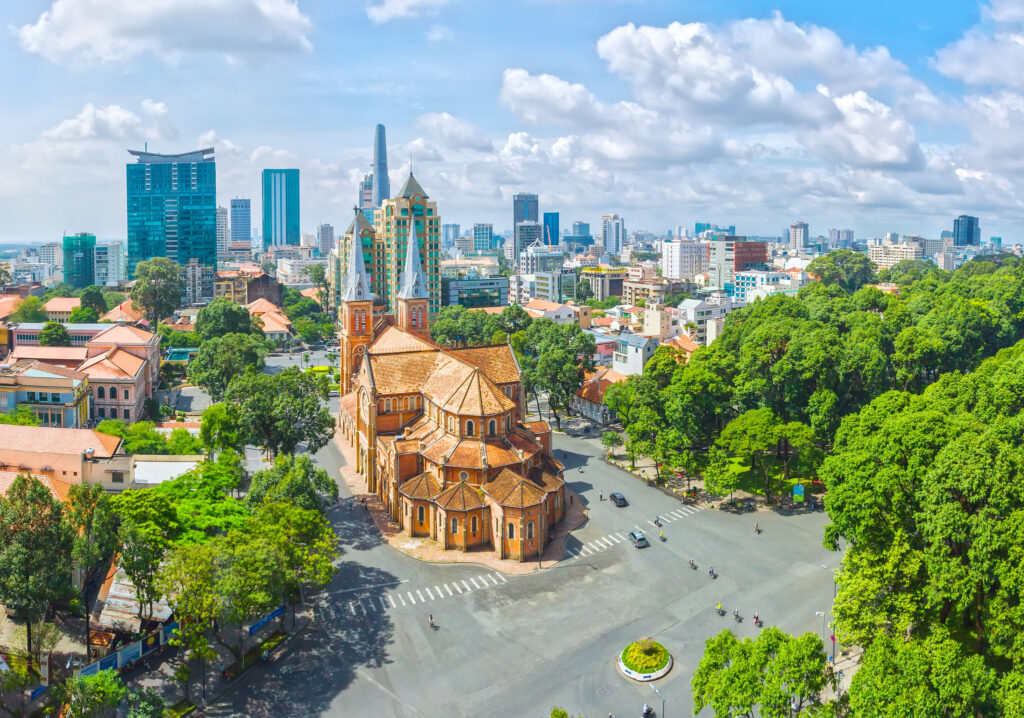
[
  {"x1": 349, "y1": 602, "x2": 356, "y2": 615},
  {"x1": 444, "y1": 584, "x2": 453, "y2": 596},
  {"x1": 495, "y1": 573, "x2": 507, "y2": 583},
  {"x1": 486, "y1": 575, "x2": 499, "y2": 586},
  {"x1": 388, "y1": 595, "x2": 396, "y2": 608},
  {"x1": 357, "y1": 602, "x2": 366, "y2": 616},
  {"x1": 379, "y1": 597, "x2": 388, "y2": 611},
  {"x1": 416, "y1": 590, "x2": 426, "y2": 602},
  {"x1": 407, "y1": 592, "x2": 416, "y2": 605},
  {"x1": 398, "y1": 593, "x2": 407, "y2": 606},
  {"x1": 608, "y1": 534, "x2": 623, "y2": 543},
  {"x1": 453, "y1": 582, "x2": 463, "y2": 594},
  {"x1": 647, "y1": 520, "x2": 660, "y2": 527},
  {"x1": 425, "y1": 587, "x2": 435, "y2": 600},
  {"x1": 434, "y1": 585, "x2": 444, "y2": 598},
  {"x1": 365, "y1": 599, "x2": 376, "y2": 612},
  {"x1": 470, "y1": 577, "x2": 482, "y2": 589},
  {"x1": 579, "y1": 546, "x2": 593, "y2": 557},
  {"x1": 462, "y1": 580, "x2": 473, "y2": 592},
  {"x1": 597, "y1": 538, "x2": 614, "y2": 548}
]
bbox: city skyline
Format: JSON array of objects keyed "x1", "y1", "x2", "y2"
[{"x1": 1, "y1": 1, "x2": 1022, "y2": 243}]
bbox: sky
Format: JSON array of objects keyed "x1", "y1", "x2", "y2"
[{"x1": 2, "y1": 0, "x2": 1024, "y2": 243}]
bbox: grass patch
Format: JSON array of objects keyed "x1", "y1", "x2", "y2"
[
  {"x1": 621, "y1": 638, "x2": 670, "y2": 673},
  {"x1": 168, "y1": 699, "x2": 196, "y2": 716}
]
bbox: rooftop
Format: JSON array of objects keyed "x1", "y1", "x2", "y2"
[
  {"x1": 89, "y1": 324, "x2": 157, "y2": 346},
  {"x1": 128, "y1": 147, "x2": 214, "y2": 164},
  {"x1": 0, "y1": 425, "x2": 121, "y2": 457},
  {"x1": 44, "y1": 297, "x2": 80, "y2": 313}
]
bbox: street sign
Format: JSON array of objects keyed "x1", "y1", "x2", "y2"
[{"x1": 793, "y1": 484, "x2": 805, "y2": 502}]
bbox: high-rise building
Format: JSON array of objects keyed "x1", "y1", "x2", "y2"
[
  {"x1": 262, "y1": 169, "x2": 300, "y2": 250},
  {"x1": 709, "y1": 236, "x2": 768, "y2": 293},
  {"x1": 63, "y1": 233, "x2": 96, "y2": 289},
  {"x1": 360, "y1": 172, "x2": 374, "y2": 219},
  {"x1": 126, "y1": 147, "x2": 217, "y2": 301},
  {"x1": 573, "y1": 221, "x2": 590, "y2": 237},
  {"x1": 602, "y1": 214, "x2": 625, "y2": 256},
  {"x1": 661, "y1": 240, "x2": 709, "y2": 280},
  {"x1": 509, "y1": 221, "x2": 543, "y2": 269},
  {"x1": 230, "y1": 199, "x2": 251, "y2": 249},
  {"x1": 39, "y1": 242, "x2": 63, "y2": 270},
  {"x1": 93, "y1": 241, "x2": 125, "y2": 287},
  {"x1": 472, "y1": 223, "x2": 494, "y2": 252},
  {"x1": 317, "y1": 223, "x2": 335, "y2": 257},
  {"x1": 513, "y1": 193, "x2": 539, "y2": 225},
  {"x1": 519, "y1": 239, "x2": 564, "y2": 274},
  {"x1": 216, "y1": 206, "x2": 229, "y2": 267},
  {"x1": 372, "y1": 124, "x2": 390, "y2": 209},
  {"x1": 789, "y1": 221, "x2": 809, "y2": 253},
  {"x1": 953, "y1": 215, "x2": 980, "y2": 246},
  {"x1": 441, "y1": 224, "x2": 461, "y2": 247},
  {"x1": 543, "y1": 212, "x2": 560, "y2": 246}
]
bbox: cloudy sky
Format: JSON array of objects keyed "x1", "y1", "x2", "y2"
[{"x1": 2, "y1": 0, "x2": 1023, "y2": 243}]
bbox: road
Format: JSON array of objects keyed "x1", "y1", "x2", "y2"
[{"x1": 207, "y1": 432, "x2": 838, "y2": 718}]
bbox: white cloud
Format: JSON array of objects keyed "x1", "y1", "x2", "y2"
[
  {"x1": 367, "y1": 0, "x2": 452, "y2": 24},
  {"x1": 18, "y1": 0, "x2": 313, "y2": 65},
  {"x1": 425, "y1": 24, "x2": 452, "y2": 43},
  {"x1": 987, "y1": 0, "x2": 1024, "y2": 23},
  {"x1": 42, "y1": 101, "x2": 178, "y2": 142},
  {"x1": 416, "y1": 112, "x2": 493, "y2": 151},
  {"x1": 802, "y1": 91, "x2": 923, "y2": 170}
]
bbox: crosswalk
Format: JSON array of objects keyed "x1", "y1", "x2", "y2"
[
  {"x1": 564, "y1": 504, "x2": 703, "y2": 561},
  {"x1": 317, "y1": 573, "x2": 508, "y2": 621}
]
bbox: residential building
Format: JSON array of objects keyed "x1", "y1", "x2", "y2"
[
  {"x1": 63, "y1": 233, "x2": 96, "y2": 289},
  {"x1": 0, "y1": 425, "x2": 131, "y2": 492},
  {"x1": 216, "y1": 206, "x2": 229, "y2": 266},
  {"x1": 44, "y1": 297, "x2": 80, "y2": 322},
  {"x1": 581, "y1": 267, "x2": 627, "y2": 301},
  {"x1": 731, "y1": 270, "x2": 802, "y2": 302},
  {"x1": 566, "y1": 302, "x2": 593, "y2": 330},
  {"x1": 508, "y1": 222, "x2": 543, "y2": 268},
  {"x1": 612, "y1": 333, "x2": 658, "y2": 376},
  {"x1": 376, "y1": 174, "x2": 442, "y2": 315},
  {"x1": 441, "y1": 276, "x2": 509, "y2": 307},
  {"x1": 0, "y1": 360, "x2": 91, "y2": 427},
  {"x1": 868, "y1": 242, "x2": 925, "y2": 269},
  {"x1": 953, "y1": 215, "x2": 980, "y2": 247},
  {"x1": 572, "y1": 366, "x2": 627, "y2": 425},
  {"x1": 789, "y1": 221, "x2": 809, "y2": 253},
  {"x1": 317, "y1": 223, "x2": 335, "y2": 257},
  {"x1": 93, "y1": 241, "x2": 125, "y2": 287},
  {"x1": 277, "y1": 257, "x2": 327, "y2": 287},
  {"x1": 708, "y1": 236, "x2": 768, "y2": 293},
  {"x1": 213, "y1": 267, "x2": 284, "y2": 306},
  {"x1": 519, "y1": 239, "x2": 564, "y2": 274},
  {"x1": 508, "y1": 270, "x2": 574, "y2": 305},
  {"x1": 453, "y1": 236, "x2": 474, "y2": 253},
  {"x1": 542, "y1": 212, "x2": 559, "y2": 246},
  {"x1": 126, "y1": 147, "x2": 217, "y2": 299},
  {"x1": 661, "y1": 240, "x2": 709, "y2": 280},
  {"x1": 621, "y1": 278, "x2": 687, "y2": 307},
  {"x1": 678, "y1": 294, "x2": 738, "y2": 344},
  {"x1": 473, "y1": 223, "x2": 494, "y2": 252},
  {"x1": 262, "y1": 169, "x2": 300, "y2": 250},
  {"x1": 11, "y1": 323, "x2": 111, "y2": 347},
  {"x1": 513, "y1": 193, "x2": 539, "y2": 225},
  {"x1": 372, "y1": 124, "x2": 390, "y2": 209},
  {"x1": 229, "y1": 199, "x2": 251, "y2": 249},
  {"x1": 602, "y1": 214, "x2": 626, "y2": 256},
  {"x1": 628, "y1": 265, "x2": 658, "y2": 282},
  {"x1": 39, "y1": 242, "x2": 63, "y2": 271},
  {"x1": 522, "y1": 299, "x2": 576, "y2": 325},
  {"x1": 337, "y1": 244, "x2": 567, "y2": 562},
  {"x1": 182, "y1": 258, "x2": 214, "y2": 306},
  {"x1": 246, "y1": 298, "x2": 293, "y2": 343}
]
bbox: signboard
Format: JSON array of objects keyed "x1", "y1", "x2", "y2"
[
  {"x1": 30, "y1": 685, "x2": 47, "y2": 700},
  {"x1": 249, "y1": 605, "x2": 285, "y2": 636},
  {"x1": 99, "y1": 654, "x2": 118, "y2": 672},
  {"x1": 141, "y1": 633, "x2": 160, "y2": 656},
  {"x1": 793, "y1": 484, "x2": 805, "y2": 503}
]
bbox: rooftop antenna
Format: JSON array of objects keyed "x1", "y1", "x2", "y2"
[{"x1": 144, "y1": 142, "x2": 148, "y2": 152}]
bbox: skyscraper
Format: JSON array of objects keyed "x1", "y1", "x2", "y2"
[
  {"x1": 543, "y1": 212, "x2": 560, "y2": 246},
  {"x1": 126, "y1": 147, "x2": 217, "y2": 302},
  {"x1": 93, "y1": 241, "x2": 125, "y2": 287},
  {"x1": 230, "y1": 199, "x2": 251, "y2": 247},
  {"x1": 360, "y1": 172, "x2": 374, "y2": 219},
  {"x1": 216, "y1": 206, "x2": 229, "y2": 267},
  {"x1": 372, "y1": 124, "x2": 390, "y2": 208},
  {"x1": 441, "y1": 224, "x2": 461, "y2": 247},
  {"x1": 472, "y1": 223, "x2": 494, "y2": 252},
  {"x1": 513, "y1": 193, "x2": 539, "y2": 225},
  {"x1": 602, "y1": 214, "x2": 625, "y2": 256},
  {"x1": 63, "y1": 233, "x2": 96, "y2": 289},
  {"x1": 789, "y1": 221, "x2": 809, "y2": 252},
  {"x1": 953, "y1": 215, "x2": 980, "y2": 246},
  {"x1": 317, "y1": 223, "x2": 335, "y2": 257},
  {"x1": 510, "y1": 221, "x2": 543, "y2": 269},
  {"x1": 262, "y1": 169, "x2": 300, "y2": 250}
]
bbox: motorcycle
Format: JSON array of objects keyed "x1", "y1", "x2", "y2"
[
  {"x1": 715, "y1": 606, "x2": 726, "y2": 616},
  {"x1": 733, "y1": 610, "x2": 743, "y2": 623},
  {"x1": 689, "y1": 559, "x2": 697, "y2": 569},
  {"x1": 753, "y1": 616, "x2": 764, "y2": 628}
]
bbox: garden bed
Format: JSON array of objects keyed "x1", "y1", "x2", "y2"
[
  {"x1": 219, "y1": 629, "x2": 287, "y2": 681},
  {"x1": 619, "y1": 638, "x2": 672, "y2": 681}
]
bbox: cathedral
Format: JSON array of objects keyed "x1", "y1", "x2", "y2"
[{"x1": 336, "y1": 205, "x2": 568, "y2": 562}]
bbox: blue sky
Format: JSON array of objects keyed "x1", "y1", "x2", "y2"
[{"x1": 3, "y1": 0, "x2": 1024, "y2": 243}]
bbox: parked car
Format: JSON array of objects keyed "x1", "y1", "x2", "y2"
[
  {"x1": 628, "y1": 530, "x2": 649, "y2": 548},
  {"x1": 609, "y1": 492, "x2": 628, "y2": 507}
]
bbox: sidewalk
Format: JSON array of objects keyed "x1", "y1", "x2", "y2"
[{"x1": 332, "y1": 433, "x2": 587, "y2": 574}]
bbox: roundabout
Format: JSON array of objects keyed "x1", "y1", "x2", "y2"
[{"x1": 618, "y1": 638, "x2": 673, "y2": 682}]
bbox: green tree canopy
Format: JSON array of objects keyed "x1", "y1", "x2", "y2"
[
  {"x1": 52, "y1": 670, "x2": 126, "y2": 718},
  {"x1": 194, "y1": 297, "x2": 263, "y2": 342},
  {"x1": 187, "y1": 332, "x2": 270, "y2": 401},
  {"x1": 247, "y1": 454, "x2": 338, "y2": 512},
  {"x1": 78, "y1": 285, "x2": 108, "y2": 315},
  {"x1": 38, "y1": 321, "x2": 72, "y2": 346},
  {"x1": 131, "y1": 257, "x2": 184, "y2": 323},
  {"x1": 10, "y1": 296, "x2": 46, "y2": 322}
]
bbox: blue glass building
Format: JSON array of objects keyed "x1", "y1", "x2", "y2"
[
  {"x1": 953, "y1": 215, "x2": 980, "y2": 246},
  {"x1": 126, "y1": 147, "x2": 217, "y2": 300},
  {"x1": 542, "y1": 211, "x2": 560, "y2": 246},
  {"x1": 372, "y1": 124, "x2": 390, "y2": 209},
  {"x1": 262, "y1": 169, "x2": 300, "y2": 250}
]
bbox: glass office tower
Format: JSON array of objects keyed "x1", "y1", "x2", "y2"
[{"x1": 261, "y1": 168, "x2": 300, "y2": 250}]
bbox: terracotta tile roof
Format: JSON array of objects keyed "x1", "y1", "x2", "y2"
[
  {"x1": 44, "y1": 297, "x2": 80, "y2": 313},
  {"x1": 369, "y1": 326, "x2": 436, "y2": 355},
  {"x1": 592, "y1": 317, "x2": 615, "y2": 327},
  {"x1": 435, "y1": 481, "x2": 486, "y2": 511},
  {"x1": 9, "y1": 346, "x2": 88, "y2": 363},
  {"x1": 258, "y1": 311, "x2": 292, "y2": 334},
  {"x1": 664, "y1": 335, "x2": 700, "y2": 356},
  {"x1": 10, "y1": 360, "x2": 89, "y2": 381},
  {"x1": 484, "y1": 441, "x2": 521, "y2": 467},
  {"x1": 421, "y1": 359, "x2": 515, "y2": 415},
  {"x1": 340, "y1": 392, "x2": 357, "y2": 420},
  {"x1": 506, "y1": 432, "x2": 541, "y2": 457},
  {"x1": 523, "y1": 420, "x2": 550, "y2": 435},
  {"x1": 77, "y1": 348, "x2": 146, "y2": 379},
  {"x1": 0, "y1": 425, "x2": 121, "y2": 457},
  {"x1": 89, "y1": 324, "x2": 156, "y2": 346},
  {"x1": 300, "y1": 287, "x2": 323, "y2": 304},
  {"x1": 524, "y1": 298, "x2": 568, "y2": 313},
  {"x1": 369, "y1": 351, "x2": 439, "y2": 394},
  {"x1": 100, "y1": 300, "x2": 145, "y2": 323},
  {"x1": 0, "y1": 471, "x2": 72, "y2": 503},
  {"x1": 420, "y1": 433, "x2": 460, "y2": 466},
  {"x1": 523, "y1": 308, "x2": 544, "y2": 319},
  {"x1": 484, "y1": 468, "x2": 546, "y2": 507},
  {"x1": 576, "y1": 366, "x2": 628, "y2": 403},
  {"x1": 0, "y1": 296, "x2": 20, "y2": 320},
  {"x1": 246, "y1": 298, "x2": 283, "y2": 315},
  {"x1": 528, "y1": 468, "x2": 564, "y2": 493},
  {"x1": 472, "y1": 306, "x2": 506, "y2": 315},
  {"x1": 446, "y1": 440, "x2": 487, "y2": 468},
  {"x1": 447, "y1": 345, "x2": 519, "y2": 385},
  {"x1": 398, "y1": 473, "x2": 443, "y2": 500}
]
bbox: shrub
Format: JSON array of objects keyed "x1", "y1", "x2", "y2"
[{"x1": 621, "y1": 638, "x2": 669, "y2": 673}]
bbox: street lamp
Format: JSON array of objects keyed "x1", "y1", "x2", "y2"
[{"x1": 650, "y1": 684, "x2": 665, "y2": 717}]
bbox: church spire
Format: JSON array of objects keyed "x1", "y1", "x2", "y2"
[
  {"x1": 397, "y1": 217, "x2": 429, "y2": 300},
  {"x1": 342, "y1": 207, "x2": 372, "y2": 302}
]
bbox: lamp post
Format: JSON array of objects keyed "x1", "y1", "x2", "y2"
[{"x1": 650, "y1": 684, "x2": 665, "y2": 717}]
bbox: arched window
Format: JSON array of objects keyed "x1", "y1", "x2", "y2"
[
  {"x1": 417, "y1": 505, "x2": 425, "y2": 523},
  {"x1": 465, "y1": 420, "x2": 475, "y2": 436},
  {"x1": 110, "y1": 387, "x2": 117, "y2": 399},
  {"x1": 508, "y1": 522, "x2": 515, "y2": 540},
  {"x1": 471, "y1": 516, "x2": 478, "y2": 534},
  {"x1": 448, "y1": 416, "x2": 454, "y2": 431},
  {"x1": 384, "y1": 398, "x2": 391, "y2": 412},
  {"x1": 451, "y1": 517, "x2": 459, "y2": 534},
  {"x1": 488, "y1": 419, "x2": 497, "y2": 436},
  {"x1": 97, "y1": 387, "x2": 104, "y2": 399},
  {"x1": 526, "y1": 521, "x2": 535, "y2": 539}
]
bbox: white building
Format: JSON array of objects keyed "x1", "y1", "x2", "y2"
[
  {"x1": 519, "y1": 239, "x2": 564, "y2": 274},
  {"x1": 602, "y1": 214, "x2": 626, "y2": 256},
  {"x1": 661, "y1": 240, "x2": 709, "y2": 280},
  {"x1": 522, "y1": 298, "x2": 576, "y2": 325},
  {"x1": 868, "y1": 243, "x2": 924, "y2": 269},
  {"x1": 731, "y1": 270, "x2": 796, "y2": 302},
  {"x1": 93, "y1": 241, "x2": 125, "y2": 287},
  {"x1": 612, "y1": 333, "x2": 658, "y2": 376},
  {"x1": 276, "y1": 257, "x2": 327, "y2": 287},
  {"x1": 509, "y1": 271, "x2": 565, "y2": 304},
  {"x1": 678, "y1": 293, "x2": 739, "y2": 345},
  {"x1": 216, "y1": 206, "x2": 229, "y2": 266},
  {"x1": 39, "y1": 242, "x2": 63, "y2": 270},
  {"x1": 789, "y1": 221, "x2": 809, "y2": 253}
]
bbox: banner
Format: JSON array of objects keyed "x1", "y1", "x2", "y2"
[
  {"x1": 117, "y1": 641, "x2": 141, "y2": 668},
  {"x1": 249, "y1": 605, "x2": 285, "y2": 636}
]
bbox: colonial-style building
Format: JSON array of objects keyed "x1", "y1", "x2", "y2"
[{"x1": 338, "y1": 211, "x2": 567, "y2": 561}]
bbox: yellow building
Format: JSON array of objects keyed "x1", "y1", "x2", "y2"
[{"x1": 0, "y1": 360, "x2": 91, "y2": 427}]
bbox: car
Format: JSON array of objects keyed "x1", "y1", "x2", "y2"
[
  {"x1": 609, "y1": 492, "x2": 627, "y2": 507},
  {"x1": 628, "y1": 530, "x2": 649, "y2": 548}
]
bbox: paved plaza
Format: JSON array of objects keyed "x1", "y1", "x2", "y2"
[{"x1": 204, "y1": 431, "x2": 838, "y2": 718}]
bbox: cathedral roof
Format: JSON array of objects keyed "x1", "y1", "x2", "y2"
[
  {"x1": 369, "y1": 325, "x2": 435, "y2": 355},
  {"x1": 398, "y1": 472, "x2": 443, "y2": 500},
  {"x1": 484, "y1": 469, "x2": 546, "y2": 508},
  {"x1": 435, "y1": 481, "x2": 485, "y2": 511},
  {"x1": 421, "y1": 357, "x2": 516, "y2": 415},
  {"x1": 396, "y1": 219, "x2": 430, "y2": 300},
  {"x1": 447, "y1": 345, "x2": 520, "y2": 385},
  {"x1": 345, "y1": 209, "x2": 374, "y2": 235},
  {"x1": 341, "y1": 208, "x2": 373, "y2": 302},
  {"x1": 368, "y1": 351, "x2": 439, "y2": 394},
  {"x1": 396, "y1": 172, "x2": 428, "y2": 199}
]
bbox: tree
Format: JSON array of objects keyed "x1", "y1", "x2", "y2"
[
  {"x1": 10, "y1": 296, "x2": 46, "y2": 322},
  {"x1": 69, "y1": 305, "x2": 99, "y2": 323},
  {"x1": 167, "y1": 427, "x2": 203, "y2": 455},
  {"x1": 0, "y1": 475, "x2": 73, "y2": 659},
  {"x1": 601, "y1": 431, "x2": 623, "y2": 457},
  {"x1": 213, "y1": 529, "x2": 286, "y2": 659},
  {"x1": 194, "y1": 297, "x2": 262, "y2": 342},
  {"x1": 531, "y1": 323, "x2": 596, "y2": 430},
  {"x1": 702, "y1": 446, "x2": 740, "y2": 499},
  {"x1": 38, "y1": 321, "x2": 72, "y2": 347},
  {"x1": 187, "y1": 333, "x2": 270, "y2": 401},
  {"x1": 200, "y1": 402, "x2": 244, "y2": 454},
  {"x1": 96, "y1": 419, "x2": 171, "y2": 455},
  {"x1": 717, "y1": 408, "x2": 781, "y2": 498},
  {"x1": 806, "y1": 249, "x2": 877, "y2": 292},
  {"x1": 52, "y1": 670, "x2": 126, "y2": 718},
  {"x1": 0, "y1": 406, "x2": 40, "y2": 426},
  {"x1": 575, "y1": 277, "x2": 594, "y2": 301},
  {"x1": 131, "y1": 257, "x2": 184, "y2": 324},
  {"x1": 224, "y1": 367, "x2": 335, "y2": 456},
  {"x1": 66, "y1": 484, "x2": 116, "y2": 660},
  {"x1": 125, "y1": 687, "x2": 168, "y2": 718},
  {"x1": 247, "y1": 454, "x2": 338, "y2": 512},
  {"x1": 152, "y1": 461, "x2": 248, "y2": 543},
  {"x1": 118, "y1": 520, "x2": 168, "y2": 620},
  {"x1": 0, "y1": 654, "x2": 35, "y2": 718},
  {"x1": 0, "y1": 263, "x2": 10, "y2": 289},
  {"x1": 303, "y1": 263, "x2": 329, "y2": 310},
  {"x1": 495, "y1": 304, "x2": 532, "y2": 336},
  {"x1": 78, "y1": 285, "x2": 108, "y2": 316}
]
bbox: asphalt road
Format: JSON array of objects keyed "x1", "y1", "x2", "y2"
[{"x1": 207, "y1": 432, "x2": 839, "y2": 718}]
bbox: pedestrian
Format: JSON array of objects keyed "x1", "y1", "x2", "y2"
[{"x1": 570, "y1": 494, "x2": 574, "y2": 505}]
